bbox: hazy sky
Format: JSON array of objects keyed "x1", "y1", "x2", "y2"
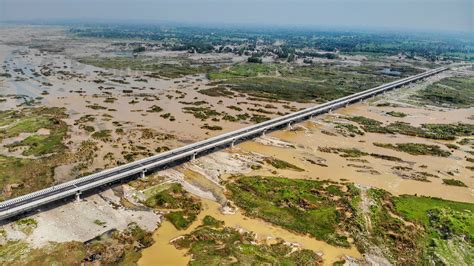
[{"x1": 0, "y1": 0, "x2": 472, "y2": 32}]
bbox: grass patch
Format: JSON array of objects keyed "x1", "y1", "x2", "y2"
[
  {"x1": 91, "y1": 130, "x2": 112, "y2": 142},
  {"x1": 318, "y1": 147, "x2": 368, "y2": 158},
  {"x1": 386, "y1": 111, "x2": 407, "y2": 118},
  {"x1": 415, "y1": 76, "x2": 474, "y2": 108},
  {"x1": 0, "y1": 108, "x2": 97, "y2": 201},
  {"x1": 250, "y1": 114, "x2": 270, "y2": 123},
  {"x1": 79, "y1": 56, "x2": 215, "y2": 78},
  {"x1": 0, "y1": 140, "x2": 96, "y2": 201},
  {"x1": 354, "y1": 189, "x2": 424, "y2": 265},
  {"x1": 0, "y1": 241, "x2": 86, "y2": 265},
  {"x1": 263, "y1": 157, "x2": 304, "y2": 171},
  {"x1": 198, "y1": 86, "x2": 235, "y2": 97},
  {"x1": 183, "y1": 106, "x2": 221, "y2": 120},
  {"x1": 393, "y1": 195, "x2": 474, "y2": 265},
  {"x1": 173, "y1": 215, "x2": 321, "y2": 265},
  {"x1": 93, "y1": 219, "x2": 107, "y2": 226},
  {"x1": 348, "y1": 116, "x2": 474, "y2": 140},
  {"x1": 144, "y1": 183, "x2": 201, "y2": 230},
  {"x1": 14, "y1": 218, "x2": 38, "y2": 235},
  {"x1": 2, "y1": 223, "x2": 154, "y2": 265},
  {"x1": 335, "y1": 123, "x2": 364, "y2": 137},
  {"x1": 200, "y1": 124, "x2": 223, "y2": 131},
  {"x1": 208, "y1": 63, "x2": 277, "y2": 79},
  {"x1": 0, "y1": 107, "x2": 68, "y2": 156},
  {"x1": 442, "y1": 179, "x2": 467, "y2": 187},
  {"x1": 373, "y1": 142, "x2": 451, "y2": 157},
  {"x1": 146, "y1": 105, "x2": 163, "y2": 113},
  {"x1": 201, "y1": 215, "x2": 224, "y2": 228},
  {"x1": 211, "y1": 64, "x2": 396, "y2": 102},
  {"x1": 369, "y1": 153, "x2": 404, "y2": 162},
  {"x1": 226, "y1": 176, "x2": 357, "y2": 247}
]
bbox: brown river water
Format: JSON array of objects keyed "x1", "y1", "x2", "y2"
[{"x1": 138, "y1": 199, "x2": 361, "y2": 266}]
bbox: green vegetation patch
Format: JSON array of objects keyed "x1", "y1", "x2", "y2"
[
  {"x1": 201, "y1": 215, "x2": 224, "y2": 228},
  {"x1": 198, "y1": 86, "x2": 235, "y2": 98},
  {"x1": 93, "y1": 219, "x2": 107, "y2": 226},
  {"x1": 374, "y1": 142, "x2": 451, "y2": 157},
  {"x1": 318, "y1": 147, "x2": 368, "y2": 158},
  {"x1": 173, "y1": 216, "x2": 321, "y2": 265},
  {"x1": 415, "y1": 77, "x2": 474, "y2": 108},
  {"x1": 0, "y1": 241, "x2": 86, "y2": 266},
  {"x1": 263, "y1": 157, "x2": 304, "y2": 171},
  {"x1": 183, "y1": 106, "x2": 221, "y2": 120},
  {"x1": 200, "y1": 124, "x2": 223, "y2": 131},
  {"x1": 91, "y1": 130, "x2": 112, "y2": 142},
  {"x1": 369, "y1": 153, "x2": 404, "y2": 162},
  {"x1": 393, "y1": 195, "x2": 474, "y2": 265},
  {"x1": 386, "y1": 111, "x2": 407, "y2": 118},
  {"x1": 334, "y1": 123, "x2": 365, "y2": 137},
  {"x1": 0, "y1": 107, "x2": 68, "y2": 156},
  {"x1": 0, "y1": 222, "x2": 154, "y2": 265},
  {"x1": 348, "y1": 116, "x2": 474, "y2": 140},
  {"x1": 146, "y1": 105, "x2": 163, "y2": 113},
  {"x1": 442, "y1": 179, "x2": 467, "y2": 187},
  {"x1": 208, "y1": 63, "x2": 277, "y2": 79},
  {"x1": 226, "y1": 176, "x2": 357, "y2": 247},
  {"x1": 352, "y1": 189, "x2": 424, "y2": 265},
  {"x1": 14, "y1": 218, "x2": 38, "y2": 235},
  {"x1": 79, "y1": 56, "x2": 215, "y2": 79},
  {"x1": 0, "y1": 140, "x2": 96, "y2": 201},
  {"x1": 211, "y1": 64, "x2": 396, "y2": 102},
  {"x1": 6, "y1": 130, "x2": 67, "y2": 157},
  {"x1": 144, "y1": 183, "x2": 201, "y2": 230},
  {"x1": 0, "y1": 108, "x2": 97, "y2": 201}
]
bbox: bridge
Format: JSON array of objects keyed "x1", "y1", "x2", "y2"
[{"x1": 0, "y1": 66, "x2": 447, "y2": 221}]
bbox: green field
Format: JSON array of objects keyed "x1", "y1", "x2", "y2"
[
  {"x1": 394, "y1": 195, "x2": 474, "y2": 265},
  {"x1": 207, "y1": 63, "x2": 405, "y2": 102},
  {"x1": 415, "y1": 77, "x2": 474, "y2": 108}
]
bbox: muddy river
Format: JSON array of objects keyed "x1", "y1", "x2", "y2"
[{"x1": 139, "y1": 199, "x2": 361, "y2": 266}]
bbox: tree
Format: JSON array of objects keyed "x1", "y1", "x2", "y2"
[{"x1": 247, "y1": 56, "x2": 263, "y2": 63}]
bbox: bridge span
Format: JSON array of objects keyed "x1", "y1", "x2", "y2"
[{"x1": 0, "y1": 67, "x2": 447, "y2": 221}]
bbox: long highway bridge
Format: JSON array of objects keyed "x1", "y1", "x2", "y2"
[{"x1": 0, "y1": 66, "x2": 447, "y2": 221}]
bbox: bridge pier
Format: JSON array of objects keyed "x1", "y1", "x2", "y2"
[
  {"x1": 75, "y1": 191, "x2": 82, "y2": 202},
  {"x1": 191, "y1": 152, "x2": 197, "y2": 161},
  {"x1": 231, "y1": 139, "x2": 236, "y2": 148},
  {"x1": 140, "y1": 170, "x2": 147, "y2": 179},
  {"x1": 287, "y1": 121, "x2": 293, "y2": 130},
  {"x1": 262, "y1": 130, "x2": 267, "y2": 137}
]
